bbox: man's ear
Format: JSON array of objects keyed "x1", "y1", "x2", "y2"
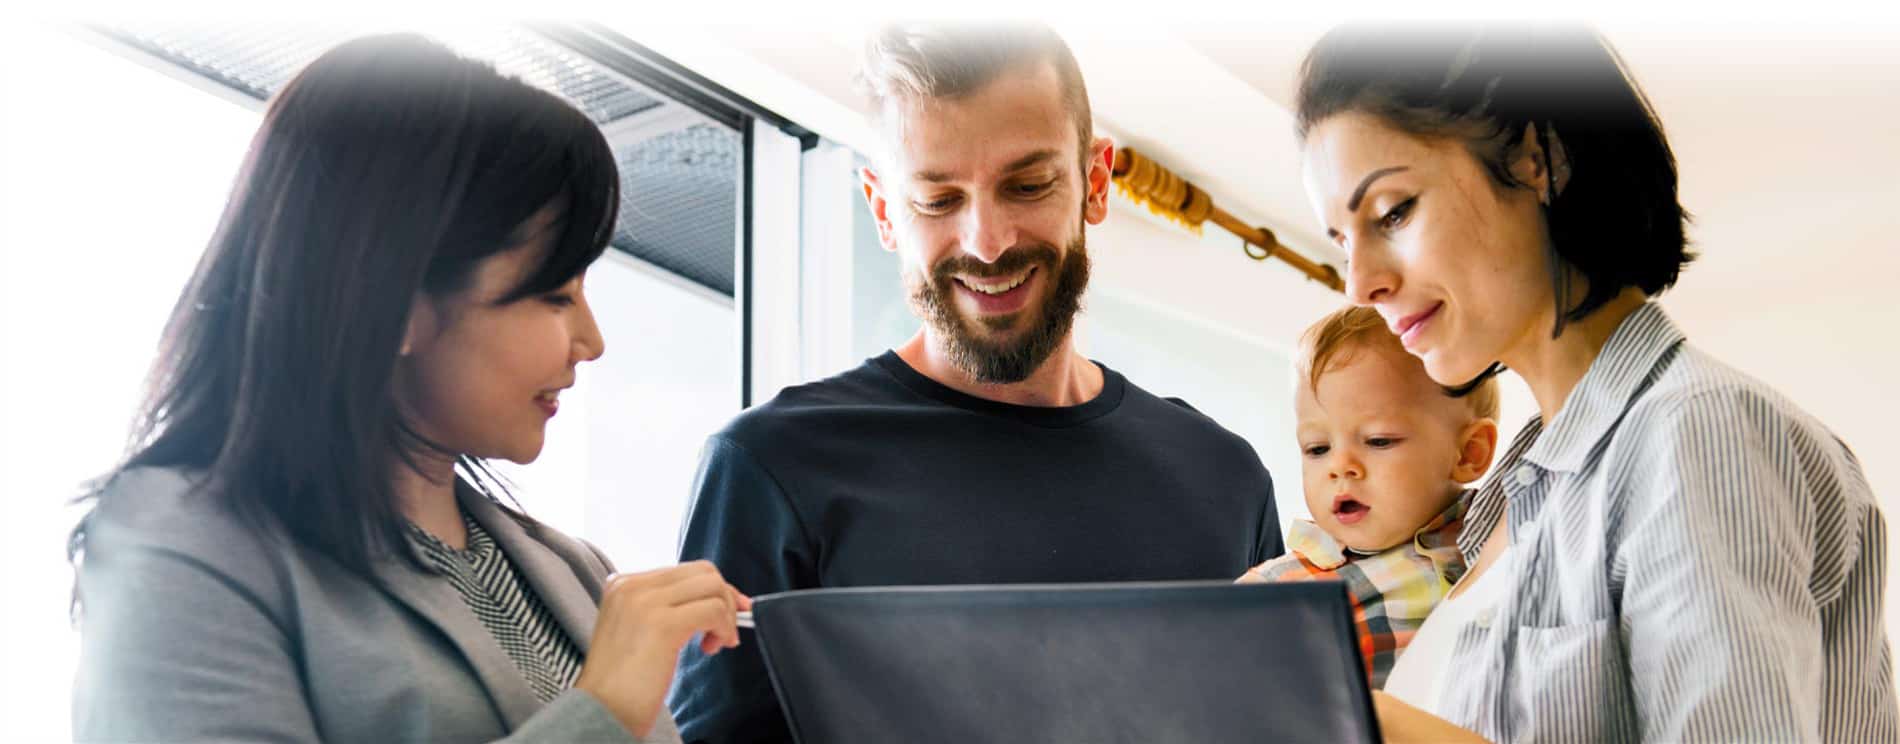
[
  {"x1": 859, "y1": 166, "x2": 899, "y2": 252},
  {"x1": 1451, "y1": 417, "x2": 1500, "y2": 484},
  {"x1": 1083, "y1": 135, "x2": 1114, "y2": 225}
]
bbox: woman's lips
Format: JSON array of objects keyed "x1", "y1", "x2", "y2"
[
  {"x1": 534, "y1": 391, "x2": 561, "y2": 418},
  {"x1": 1393, "y1": 302, "x2": 1443, "y2": 349}
]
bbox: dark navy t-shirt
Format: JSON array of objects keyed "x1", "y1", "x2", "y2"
[{"x1": 668, "y1": 351, "x2": 1283, "y2": 743}]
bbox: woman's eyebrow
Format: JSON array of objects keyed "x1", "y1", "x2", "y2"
[{"x1": 1347, "y1": 166, "x2": 1410, "y2": 211}]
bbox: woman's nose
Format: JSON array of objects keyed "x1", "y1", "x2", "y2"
[{"x1": 1344, "y1": 243, "x2": 1400, "y2": 306}]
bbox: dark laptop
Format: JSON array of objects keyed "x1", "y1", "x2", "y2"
[{"x1": 749, "y1": 580, "x2": 1379, "y2": 743}]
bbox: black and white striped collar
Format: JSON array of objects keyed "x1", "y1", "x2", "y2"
[{"x1": 406, "y1": 511, "x2": 496, "y2": 566}]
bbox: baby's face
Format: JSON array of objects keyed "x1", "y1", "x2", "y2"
[{"x1": 1295, "y1": 345, "x2": 1474, "y2": 553}]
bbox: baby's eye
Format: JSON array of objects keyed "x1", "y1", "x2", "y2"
[
  {"x1": 1365, "y1": 437, "x2": 1402, "y2": 448},
  {"x1": 1303, "y1": 445, "x2": 1330, "y2": 458}
]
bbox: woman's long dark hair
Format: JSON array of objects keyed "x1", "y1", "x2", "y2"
[{"x1": 70, "y1": 33, "x2": 618, "y2": 584}]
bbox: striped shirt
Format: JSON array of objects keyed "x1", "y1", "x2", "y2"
[
  {"x1": 1248, "y1": 493, "x2": 1468, "y2": 687},
  {"x1": 408, "y1": 513, "x2": 585, "y2": 704},
  {"x1": 1440, "y1": 302, "x2": 1897, "y2": 742}
]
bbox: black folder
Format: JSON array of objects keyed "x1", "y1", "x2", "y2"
[{"x1": 749, "y1": 580, "x2": 1378, "y2": 743}]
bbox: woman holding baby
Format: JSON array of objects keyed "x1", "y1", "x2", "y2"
[{"x1": 1291, "y1": 24, "x2": 1896, "y2": 743}]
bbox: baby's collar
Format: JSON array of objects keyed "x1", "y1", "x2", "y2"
[{"x1": 1286, "y1": 491, "x2": 1472, "y2": 572}]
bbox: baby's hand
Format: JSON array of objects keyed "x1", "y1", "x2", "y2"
[{"x1": 1234, "y1": 566, "x2": 1269, "y2": 584}]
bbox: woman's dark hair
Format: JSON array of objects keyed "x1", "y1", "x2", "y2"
[
  {"x1": 69, "y1": 34, "x2": 618, "y2": 582},
  {"x1": 1297, "y1": 24, "x2": 1693, "y2": 346}
]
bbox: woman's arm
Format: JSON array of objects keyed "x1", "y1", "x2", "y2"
[
  {"x1": 1372, "y1": 691, "x2": 1491, "y2": 744},
  {"x1": 73, "y1": 542, "x2": 325, "y2": 742},
  {"x1": 1615, "y1": 390, "x2": 1830, "y2": 741},
  {"x1": 506, "y1": 688, "x2": 677, "y2": 743},
  {"x1": 74, "y1": 533, "x2": 671, "y2": 744}
]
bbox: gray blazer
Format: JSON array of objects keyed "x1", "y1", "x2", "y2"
[{"x1": 72, "y1": 466, "x2": 682, "y2": 743}]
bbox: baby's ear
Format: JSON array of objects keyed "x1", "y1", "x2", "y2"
[{"x1": 1451, "y1": 418, "x2": 1500, "y2": 484}]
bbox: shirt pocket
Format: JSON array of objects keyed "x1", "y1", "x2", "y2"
[{"x1": 1511, "y1": 617, "x2": 1638, "y2": 743}]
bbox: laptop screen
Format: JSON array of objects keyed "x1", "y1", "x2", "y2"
[{"x1": 750, "y1": 580, "x2": 1378, "y2": 743}]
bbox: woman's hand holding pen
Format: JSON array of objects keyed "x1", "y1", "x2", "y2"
[{"x1": 574, "y1": 561, "x2": 752, "y2": 738}]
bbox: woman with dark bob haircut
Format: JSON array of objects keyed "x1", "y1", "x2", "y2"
[
  {"x1": 69, "y1": 34, "x2": 745, "y2": 743},
  {"x1": 1295, "y1": 24, "x2": 1896, "y2": 742}
]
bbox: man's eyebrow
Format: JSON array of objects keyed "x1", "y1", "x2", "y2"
[
  {"x1": 1002, "y1": 149, "x2": 1060, "y2": 173},
  {"x1": 913, "y1": 150, "x2": 1062, "y2": 184}
]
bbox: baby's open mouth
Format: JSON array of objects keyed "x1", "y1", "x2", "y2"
[{"x1": 1333, "y1": 497, "x2": 1370, "y2": 525}]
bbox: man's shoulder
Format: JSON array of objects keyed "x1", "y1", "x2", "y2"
[
  {"x1": 715, "y1": 357, "x2": 910, "y2": 448},
  {"x1": 1114, "y1": 372, "x2": 1259, "y2": 452}
]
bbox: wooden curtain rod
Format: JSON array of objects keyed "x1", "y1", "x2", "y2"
[{"x1": 1110, "y1": 147, "x2": 1344, "y2": 293}]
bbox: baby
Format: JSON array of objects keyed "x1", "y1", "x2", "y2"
[{"x1": 1240, "y1": 305, "x2": 1498, "y2": 688}]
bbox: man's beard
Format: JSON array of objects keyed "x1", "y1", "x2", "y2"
[{"x1": 905, "y1": 234, "x2": 1091, "y2": 385}]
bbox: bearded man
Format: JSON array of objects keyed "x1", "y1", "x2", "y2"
[{"x1": 667, "y1": 22, "x2": 1283, "y2": 744}]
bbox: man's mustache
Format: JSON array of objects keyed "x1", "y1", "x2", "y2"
[{"x1": 930, "y1": 244, "x2": 1061, "y2": 281}]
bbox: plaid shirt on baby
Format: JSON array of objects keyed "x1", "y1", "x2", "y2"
[{"x1": 1247, "y1": 493, "x2": 1469, "y2": 688}]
